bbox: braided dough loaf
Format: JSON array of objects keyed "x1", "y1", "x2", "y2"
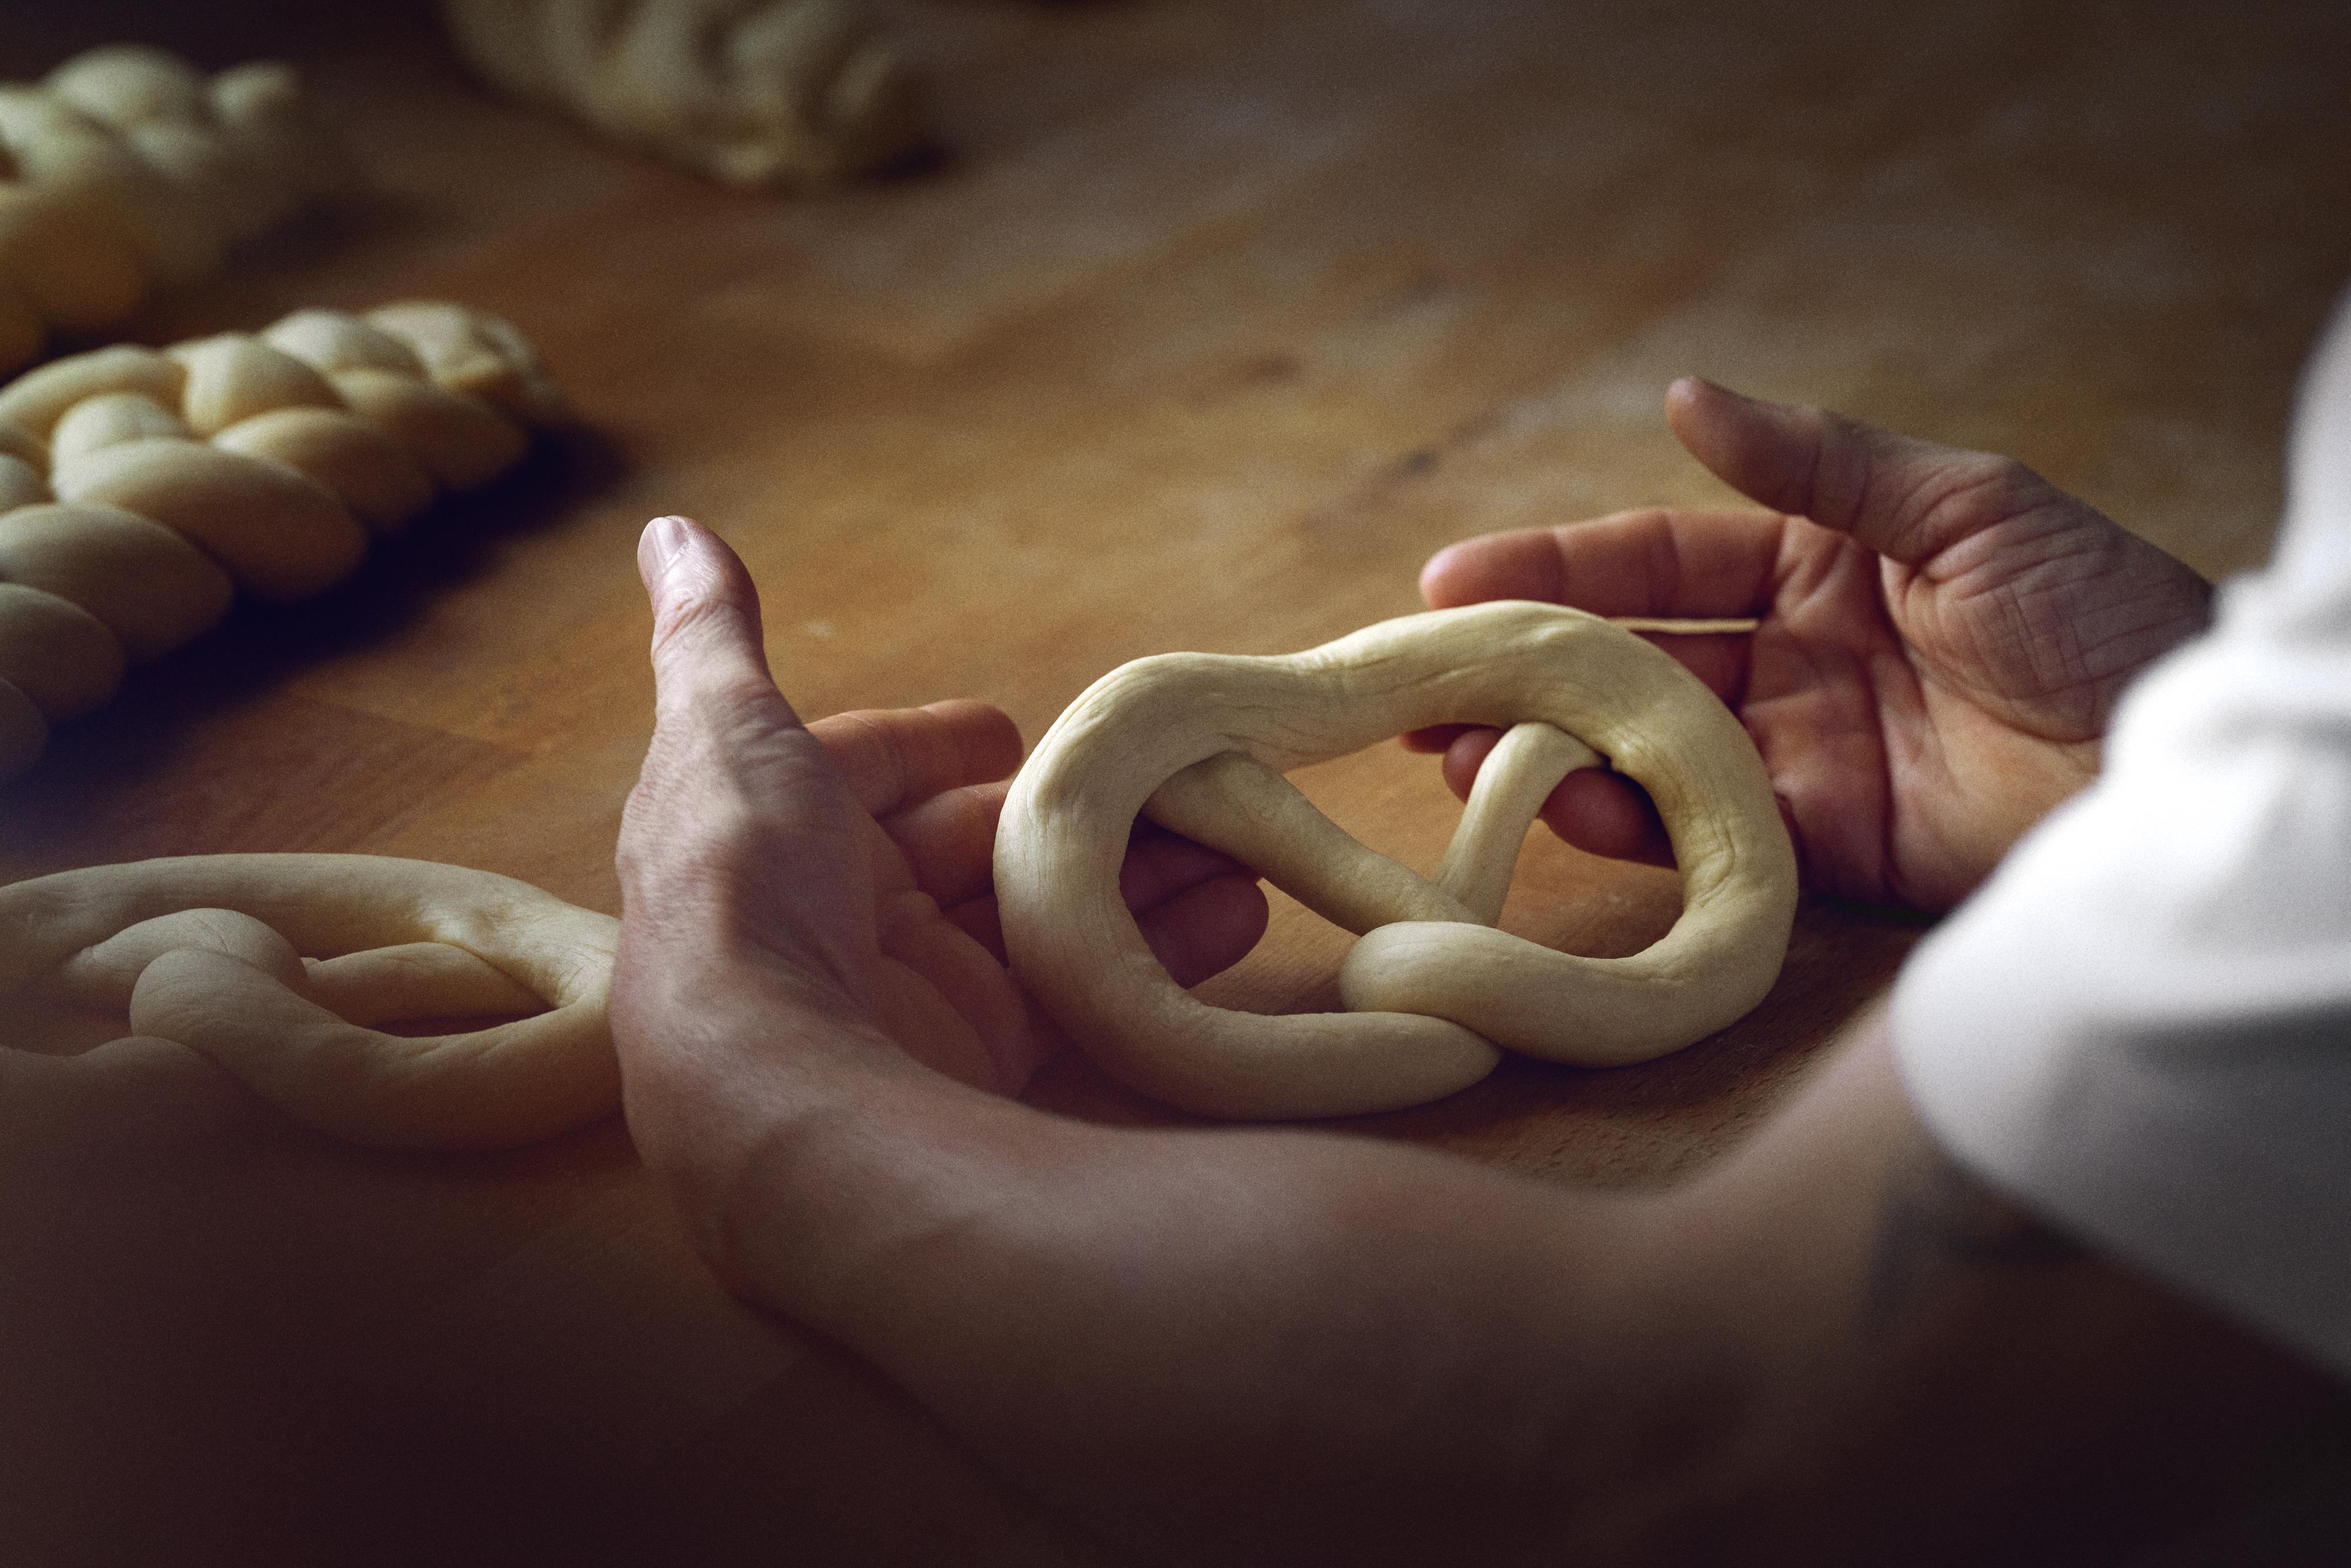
[
  {"x1": 0, "y1": 45, "x2": 345, "y2": 375},
  {"x1": 996, "y1": 602, "x2": 1801, "y2": 1120},
  {"x1": 0, "y1": 300, "x2": 562, "y2": 783},
  {"x1": 438, "y1": 0, "x2": 925, "y2": 188},
  {"x1": 2, "y1": 854, "x2": 619, "y2": 1150}
]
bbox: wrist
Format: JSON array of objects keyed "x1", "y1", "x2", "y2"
[{"x1": 612, "y1": 949, "x2": 912, "y2": 1269}]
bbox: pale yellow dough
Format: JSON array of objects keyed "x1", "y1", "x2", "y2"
[
  {"x1": 0, "y1": 45, "x2": 346, "y2": 374},
  {"x1": 0, "y1": 302, "x2": 563, "y2": 784},
  {"x1": 438, "y1": 0, "x2": 925, "y2": 189},
  {"x1": 1, "y1": 854, "x2": 620, "y2": 1151},
  {"x1": 995, "y1": 602, "x2": 1801, "y2": 1120}
]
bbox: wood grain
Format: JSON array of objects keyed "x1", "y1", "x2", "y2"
[{"x1": 4, "y1": 1, "x2": 2348, "y2": 1560}]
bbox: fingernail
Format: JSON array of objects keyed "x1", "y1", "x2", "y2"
[{"x1": 645, "y1": 514, "x2": 691, "y2": 574}]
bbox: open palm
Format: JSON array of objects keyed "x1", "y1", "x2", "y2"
[{"x1": 1417, "y1": 379, "x2": 2215, "y2": 911}]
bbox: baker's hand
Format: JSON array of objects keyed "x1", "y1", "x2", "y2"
[
  {"x1": 1414, "y1": 380, "x2": 2214, "y2": 910},
  {"x1": 612, "y1": 516, "x2": 1265, "y2": 1244},
  {"x1": 606, "y1": 521, "x2": 2319, "y2": 1566}
]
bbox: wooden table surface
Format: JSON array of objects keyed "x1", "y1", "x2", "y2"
[{"x1": 5, "y1": 2, "x2": 2348, "y2": 1562}]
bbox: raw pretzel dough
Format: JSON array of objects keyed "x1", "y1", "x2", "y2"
[
  {"x1": 1, "y1": 854, "x2": 619, "y2": 1150},
  {"x1": 996, "y1": 601, "x2": 1800, "y2": 1119},
  {"x1": 0, "y1": 45, "x2": 345, "y2": 374},
  {"x1": 438, "y1": 0, "x2": 925, "y2": 189},
  {"x1": 0, "y1": 301, "x2": 563, "y2": 783}
]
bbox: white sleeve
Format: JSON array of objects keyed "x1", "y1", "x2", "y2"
[{"x1": 1890, "y1": 292, "x2": 2351, "y2": 1379}]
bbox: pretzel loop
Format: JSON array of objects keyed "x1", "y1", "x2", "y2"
[
  {"x1": 996, "y1": 602, "x2": 1800, "y2": 1120},
  {"x1": 0, "y1": 854, "x2": 620, "y2": 1150}
]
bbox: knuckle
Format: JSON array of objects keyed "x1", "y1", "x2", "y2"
[
  {"x1": 1930, "y1": 455, "x2": 2037, "y2": 521},
  {"x1": 1891, "y1": 452, "x2": 2052, "y2": 552},
  {"x1": 648, "y1": 587, "x2": 745, "y2": 658}
]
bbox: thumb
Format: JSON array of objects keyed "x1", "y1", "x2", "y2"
[
  {"x1": 638, "y1": 514, "x2": 800, "y2": 729},
  {"x1": 1666, "y1": 377, "x2": 2070, "y2": 567},
  {"x1": 621, "y1": 514, "x2": 853, "y2": 966}
]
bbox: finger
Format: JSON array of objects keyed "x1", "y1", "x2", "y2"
[
  {"x1": 1135, "y1": 873, "x2": 1269, "y2": 988},
  {"x1": 1419, "y1": 508, "x2": 1786, "y2": 619},
  {"x1": 874, "y1": 892, "x2": 1032, "y2": 1092},
  {"x1": 809, "y1": 701, "x2": 1025, "y2": 820},
  {"x1": 1118, "y1": 819, "x2": 1257, "y2": 912},
  {"x1": 1626, "y1": 630, "x2": 1749, "y2": 708},
  {"x1": 1399, "y1": 722, "x2": 1472, "y2": 755},
  {"x1": 945, "y1": 872, "x2": 1270, "y2": 990},
  {"x1": 623, "y1": 515, "x2": 868, "y2": 984},
  {"x1": 1440, "y1": 730, "x2": 1673, "y2": 867},
  {"x1": 1436, "y1": 726, "x2": 1505, "y2": 794},
  {"x1": 879, "y1": 780, "x2": 1009, "y2": 909},
  {"x1": 1666, "y1": 377, "x2": 2070, "y2": 567},
  {"x1": 638, "y1": 514, "x2": 800, "y2": 729},
  {"x1": 1536, "y1": 771, "x2": 1674, "y2": 867},
  {"x1": 945, "y1": 895, "x2": 1011, "y2": 964}
]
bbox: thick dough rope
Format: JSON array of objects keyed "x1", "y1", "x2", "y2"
[
  {"x1": 1, "y1": 853, "x2": 619, "y2": 1150},
  {"x1": 995, "y1": 602, "x2": 1801, "y2": 1120},
  {"x1": 438, "y1": 0, "x2": 925, "y2": 189},
  {"x1": 0, "y1": 300, "x2": 564, "y2": 783},
  {"x1": 0, "y1": 45, "x2": 346, "y2": 375}
]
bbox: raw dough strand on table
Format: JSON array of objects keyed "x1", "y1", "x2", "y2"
[
  {"x1": 0, "y1": 300, "x2": 564, "y2": 784},
  {"x1": 0, "y1": 853, "x2": 620, "y2": 1150},
  {"x1": 438, "y1": 0, "x2": 926, "y2": 189},
  {"x1": 0, "y1": 45, "x2": 347, "y2": 376}
]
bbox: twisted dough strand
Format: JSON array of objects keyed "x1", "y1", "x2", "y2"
[
  {"x1": 438, "y1": 0, "x2": 925, "y2": 189},
  {"x1": 2, "y1": 853, "x2": 619, "y2": 1151},
  {"x1": 0, "y1": 45, "x2": 346, "y2": 374},
  {"x1": 0, "y1": 301, "x2": 564, "y2": 783}
]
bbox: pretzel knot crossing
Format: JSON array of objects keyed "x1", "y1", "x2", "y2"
[
  {"x1": 0, "y1": 300, "x2": 563, "y2": 783},
  {"x1": 996, "y1": 602, "x2": 1801, "y2": 1120},
  {"x1": 0, "y1": 855, "x2": 620, "y2": 1150},
  {"x1": 0, "y1": 45, "x2": 345, "y2": 374}
]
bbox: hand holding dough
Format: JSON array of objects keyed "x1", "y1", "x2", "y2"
[
  {"x1": 0, "y1": 300, "x2": 563, "y2": 783},
  {"x1": 2, "y1": 854, "x2": 619, "y2": 1150},
  {"x1": 0, "y1": 45, "x2": 346, "y2": 373},
  {"x1": 995, "y1": 602, "x2": 1800, "y2": 1120},
  {"x1": 439, "y1": 0, "x2": 925, "y2": 188}
]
